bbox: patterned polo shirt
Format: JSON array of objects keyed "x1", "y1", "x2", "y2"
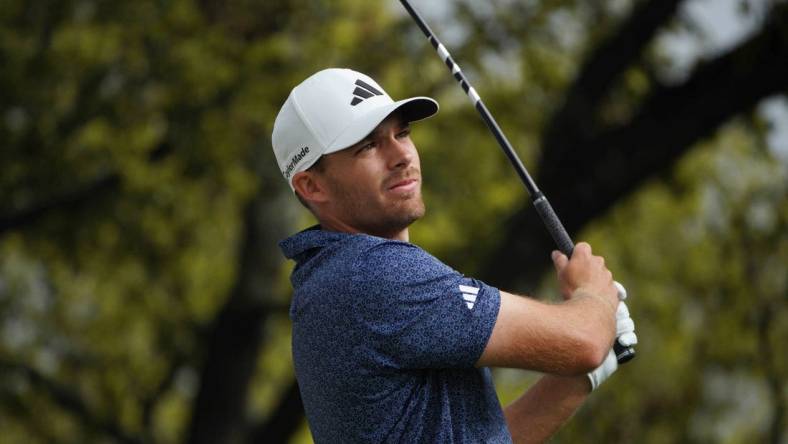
[{"x1": 280, "y1": 226, "x2": 510, "y2": 443}]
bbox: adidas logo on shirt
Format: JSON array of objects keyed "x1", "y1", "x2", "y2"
[
  {"x1": 350, "y1": 79, "x2": 383, "y2": 106},
  {"x1": 459, "y1": 284, "x2": 479, "y2": 310}
]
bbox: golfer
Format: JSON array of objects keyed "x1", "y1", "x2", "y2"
[{"x1": 273, "y1": 68, "x2": 637, "y2": 443}]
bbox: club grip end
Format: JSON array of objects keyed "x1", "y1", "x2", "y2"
[{"x1": 614, "y1": 340, "x2": 636, "y2": 364}]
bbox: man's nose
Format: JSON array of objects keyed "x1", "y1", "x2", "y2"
[{"x1": 387, "y1": 137, "x2": 414, "y2": 170}]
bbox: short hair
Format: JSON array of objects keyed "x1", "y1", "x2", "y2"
[{"x1": 294, "y1": 156, "x2": 326, "y2": 211}]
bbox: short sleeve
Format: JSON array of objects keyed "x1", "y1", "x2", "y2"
[{"x1": 350, "y1": 241, "x2": 500, "y2": 369}]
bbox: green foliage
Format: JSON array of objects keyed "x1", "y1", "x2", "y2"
[
  {"x1": 559, "y1": 122, "x2": 788, "y2": 443},
  {"x1": 1, "y1": 0, "x2": 786, "y2": 443}
]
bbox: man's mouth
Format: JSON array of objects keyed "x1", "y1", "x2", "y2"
[
  {"x1": 386, "y1": 176, "x2": 420, "y2": 194},
  {"x1": 389, "y1": 178, "x2": 418, "y2": 189}
]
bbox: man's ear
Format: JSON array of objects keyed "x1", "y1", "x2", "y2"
[{"x1": 292, "y1": 171, "x2": 328, "y2": 205}]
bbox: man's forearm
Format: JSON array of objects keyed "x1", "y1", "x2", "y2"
[{"x1": 504, "y1": 374, "x2": 590, "y2": 444}]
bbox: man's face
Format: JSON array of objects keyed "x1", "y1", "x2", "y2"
[{"x1": 316, "y1": 113, "x2": 425, "y2": 238}]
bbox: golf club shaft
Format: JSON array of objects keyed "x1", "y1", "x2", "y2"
[{"x1": 399, "y1": 0, "x2": 635, "y2": 364}]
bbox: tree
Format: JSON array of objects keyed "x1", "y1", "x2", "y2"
[
  {"x1": 481, "y1": 0, "x2": 788, "y2": 290},
  {"x1": 1, "y1": 0, "x2": 786, "y2": 443}
]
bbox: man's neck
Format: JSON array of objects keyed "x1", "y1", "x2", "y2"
[{"x1": 319, "y1": 217, "x2": 410, "y2": 242}]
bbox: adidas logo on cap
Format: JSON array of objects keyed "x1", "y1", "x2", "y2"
[{"x1": 350, "y1": 79, "x2": 383, "y2": 106}]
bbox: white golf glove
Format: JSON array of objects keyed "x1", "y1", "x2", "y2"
[
  {"x1": 587, "y1": 282, "x2": 637, "y2": 391},
  {"x1": 587, "y1": 348, "x2": 618, "y2": 391}
]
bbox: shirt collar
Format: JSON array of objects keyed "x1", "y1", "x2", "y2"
[{"x1": 278, "y1": 225, "x2": 353, "y2": 260}]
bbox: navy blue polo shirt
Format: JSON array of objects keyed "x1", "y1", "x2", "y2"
[{"x1": 280, "y1": 226, "x2": 510, "y2": 443}]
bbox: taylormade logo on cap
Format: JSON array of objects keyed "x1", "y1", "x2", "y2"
[
  {"x1": 283, "y1": 146, "x2": 310, "y2": 179},
  {"x1": 271, "y1": 68, "x2": 439, "y2": 191}
]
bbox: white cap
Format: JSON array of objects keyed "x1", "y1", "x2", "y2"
[{"x1": 272, "y1": 68, "x2": 439, "y2": 190}]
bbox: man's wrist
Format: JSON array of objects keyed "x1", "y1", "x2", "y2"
[{"x1": 571, "y1": 287, "x2": 616, "y2": 313}]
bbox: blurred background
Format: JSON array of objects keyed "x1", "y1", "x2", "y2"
[{"x1": 1, "y1": 0, "x2": 786, "y2": 442}]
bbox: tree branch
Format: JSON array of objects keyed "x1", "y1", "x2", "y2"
[
  {"x1": 542, "y1": 0, "x2": 685, "y2": 160},
  {"x1": 184, "y1": 198, "x2": 273, "y2": 444},
  {"x1": 0, "y1": 359, "x2": 139, "y2": 444},
  {"x1": 185, "y1": 162, "x2": 299, "y2": 444},
  {"x1": 140, "y1": 347, "x2": 190, "y2": 434},
  {"x1": 483, "y1": 2, "x2": 788, "y2": 291},
  {"x1": 0, "y1": 173, "x2": 120, "y2": 235},
  {"x1": 0, "y1": 137, "x2": 173, "y2": 237},
  {"x1": 245, "y1": 379, "x2": 304, "y2": 444}
]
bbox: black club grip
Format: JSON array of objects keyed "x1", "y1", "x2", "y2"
[
  {"x1": 532, "y1": 193, "x2": 574, "y2": 257},
  {"x1": 532, "y1": 192, "x2": 636, "y2": 365}
]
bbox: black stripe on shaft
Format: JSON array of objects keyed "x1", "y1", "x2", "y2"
[{"x1": 400, "y1": 1, "x2": 540, "y2": 195}]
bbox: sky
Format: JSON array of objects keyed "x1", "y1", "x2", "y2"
[{"x1": 658, "y1": 0, "x2": 788, "y2": 163}]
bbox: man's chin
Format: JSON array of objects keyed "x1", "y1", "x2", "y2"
[
  {"x1": 399, "y1": 199, "x2": 425, "y2": 222},
  {"x1": 376, "y1": 203, "x2": 425, "y2": 235}
]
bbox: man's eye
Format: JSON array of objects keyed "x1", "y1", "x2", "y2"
[
  {"x1": 397, "y1": 129, "x2": 411, "y2": 138},
  {"x1": 356, "y1": 142, "x2": 375, "y2": 154}
]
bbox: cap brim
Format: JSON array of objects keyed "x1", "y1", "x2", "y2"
[{"x1": 325, "y1": 97, "x2": 438, "y2": 154}]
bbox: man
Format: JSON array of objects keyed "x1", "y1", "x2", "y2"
[{"x1": 272, "y1": 68, "x2": 637, "y2": 443}]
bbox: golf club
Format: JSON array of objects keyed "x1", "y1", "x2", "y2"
[{"x1": 399, "y1": 0, "x2": 636, "y2": 364}]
